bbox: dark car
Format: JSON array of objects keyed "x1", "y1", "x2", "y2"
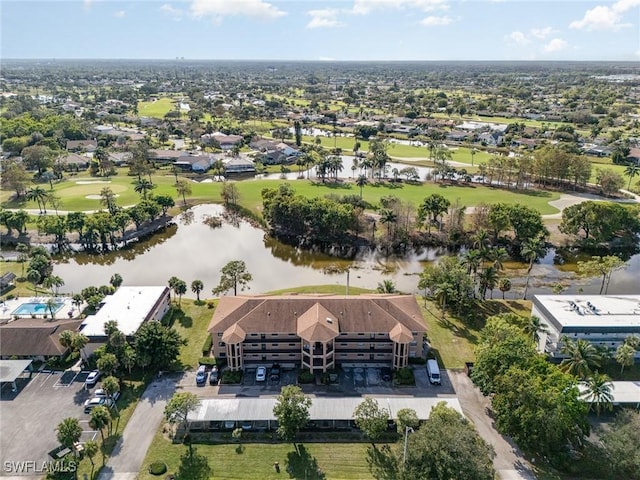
[
  {"x1": 269, "y1": 364, "x2": 281, "y2": 381},
  {"x1": 209, "y1": 366, "x2": 219, "y2": 385},
  {"x1": 381, "y1": 367, "x2": 392, "y2": 382}
]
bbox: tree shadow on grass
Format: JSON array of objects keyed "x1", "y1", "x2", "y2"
[
  {"x1": 167, "y1": 307, "x2": 192, "y2": 328},
  {"x1": 285, "y1": 444, "x2": 325, "y2": 479},
  {"x1": 365, "y1": 444, "x2": 399, "y2": 480}
]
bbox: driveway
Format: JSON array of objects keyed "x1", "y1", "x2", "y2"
[
  {"x1": 449, "y1": 370, "x2": 537, "y2": 480},
  {"x1": 97, "y1": 374, "x2": 178, "y2": 480}
]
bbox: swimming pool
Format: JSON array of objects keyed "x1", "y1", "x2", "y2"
[{"x1": 12, "y1": 302, "x2": 64, "y2": 316}]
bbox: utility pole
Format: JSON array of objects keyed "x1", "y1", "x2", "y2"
[{"x1": 403, "y1": 426, "x2": 414, "y2": 464}]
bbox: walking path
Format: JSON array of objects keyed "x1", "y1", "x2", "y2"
[
  {"x1": 97, "y1": 375, "x2": 178, "y2": 480},
  {"x1": 449, "y1": 371, "x2": 537, "y2": 480}
]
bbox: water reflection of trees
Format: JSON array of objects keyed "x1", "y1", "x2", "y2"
[{"x1": 68, "y1": 224, "x2": 178, "y2": 265}]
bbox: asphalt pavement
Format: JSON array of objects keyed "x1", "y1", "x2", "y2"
[
  {"x1": 97, "y1": 374, "x2": 178, "y2": 480},
  {"x1": 449, "y1": 370, "x2": 538, "y2": 480}
]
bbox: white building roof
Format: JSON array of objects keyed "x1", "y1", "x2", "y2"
[
  {"x1": 188, "y1": 396, "x2": 462, "y2": 423},
  {"x1": 0, "y1": 359, "x2": 32, "y2": 383},
  {"x1": 579, "y1": 381, "x2": 640, "y2": 406},
  {"x1": 80, "y1": 286, "x2": 168, "y2": 337},
  {"x1": 533, "y1": 295, "x2": 640, "y2": 331}
]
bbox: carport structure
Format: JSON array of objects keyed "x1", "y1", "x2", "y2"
[
  {"x1": 0, "y1": 359, "x2": 32, "y2": 392},
  {"x1": 579, "y1": 381, "x2": 640, "y2": 409},
  {"x1": 187, "y1": 396, "x2": 462, "y2": 431}
]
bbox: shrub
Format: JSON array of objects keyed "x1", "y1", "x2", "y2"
[
  {"x1": 198, "y1": 357, "x2": 216, "y2": 367},
  {"x1": 395, "y1": 367, "x2": 415, "y2": 386},
  {"x1": 148, "y1": 462, "x2": 167, "y2": 475},
  {"x1": 221, "y1": 370, "x2": 242, "y2": 384},
  {"x1": 202, "y1": 335, "x2": 213, "y2": 356},
  {"x1": 207, "y1": 301, "x2": 215, "y2": 309},
  {"x1": 298, "y1": 369, "x2": 314, "y2": 384}
]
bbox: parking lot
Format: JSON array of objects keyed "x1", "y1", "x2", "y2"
[
  {"x1": 0, "y1": 370, "x2": 99, "y2": 477},
  {"x1": 178, "y1": 364, "x2": 455, "y2": 397}
]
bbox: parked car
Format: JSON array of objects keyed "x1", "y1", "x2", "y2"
[
  {"x1": 269, "y1": 364, "x2": 280, "y2": 381},
  {"x1": 255, "y1": 366, "x2": 267, "y2": 382},
  {"x1": 94, "y1": 389, "x2": 121, "y2": 402},
  {"x1": 83, "y1": 397, "x2": 114, "y2": 414},
  {"x1": 209, "y1": 366, "x2": 219, "y2": 385},
  {"x1": 241, "y1": 421, "x2": 253, "y2": 430},
  {"x1": 195, "y1": 365, "x2": 208, "y2": 385},
  {"x1": 380, "y1": 367, "x2": 392, "y2": 382},
  {"x1": 85, "y1": 370, "x2": 101, "y2": 388}
]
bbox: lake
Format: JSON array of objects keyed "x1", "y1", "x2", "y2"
[{"x1": 48, "y1": 204, "x2": 639, "y2": 299}]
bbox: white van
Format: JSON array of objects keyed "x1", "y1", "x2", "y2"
[{"x1": 427, "y1": 359, "x2": 441, "y2": 385}]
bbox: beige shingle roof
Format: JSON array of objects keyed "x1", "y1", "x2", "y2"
[
  {"x1": 296, "y1": 303, "x2": 340, "y2": 342},
  {"x1": 209, "y1": 294, "x2": 425, "y2": 342}
]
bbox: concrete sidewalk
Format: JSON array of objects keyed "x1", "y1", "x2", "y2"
[{"x1": 97, "y1": 375, "x2": 178, "y2": 480}]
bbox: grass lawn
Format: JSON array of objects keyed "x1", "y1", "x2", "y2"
[
  {"x1": 165, "y1": 299, "x2": 218, "y2": 369},
  {"x1": 137, "y1": 97, "x2": 175, "y2": 118},
  {"x1": 139, "y1": 433, "x2": 375, "y2": 480},
  {"x1": 266, "y1": 284, "x2": 374, "y2": 295},
  {"x1": 419, "y1": 298, "x2": 531, "y2": 369},
  {"x1": 234, "y1": 179, "x2": 562, "y2": 216}
]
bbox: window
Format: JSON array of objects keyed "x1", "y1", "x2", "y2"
[
  {"x1": 218, "y1": 342, "x2": 225, "y2": 347},
  {"x1": 219, "y1": 352, "x2": 226, "y2": 357},
  {"x1": 272, "y1": 344, "x2": 278, "y2": 347},
  {"x1": 289, "y1": 343, "x2": 297, "y2": 346},
  {"x1": 217, "y1": 333, "x2": 223, "y2": 337}
]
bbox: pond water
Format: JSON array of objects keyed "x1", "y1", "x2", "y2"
[{"x1": 46, "y1": 204, "x2": 639, "y2": 299}]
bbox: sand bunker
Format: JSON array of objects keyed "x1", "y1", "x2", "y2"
[{"x1": 86, "y1": 194, "x2": 119, "y2": 200}]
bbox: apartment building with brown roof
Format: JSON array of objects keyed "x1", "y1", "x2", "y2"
[{"x1": 208, "y1": 294, "x2": 426, "y2": 372}]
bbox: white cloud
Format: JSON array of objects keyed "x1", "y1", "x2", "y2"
[
  {"x1": 570, "y1": 0, "x2": 639, "y2": 31},
  {"x1": 507, "y1": 31, "x2": 530, "y2": 45},
  {"x1": 161, "y1": 3, "x2": 184, "y2": 20},
  {"x1": 307, "y1": 9, "x2": 345, "y2": 29},
  {"x1": 544, "y1": 38, "x2": 568, "y2": 53},
  {"x1": 319, "y1": 57, "x2": 335, "y2": 61},
  {"x1": 114, "y1": 10, "x2": 125, "y2": 18},
  {"x1": 420, "y1": 15, "x2": 452, "y2": 26},
  {"x1": 352, "y1": 0, "x2": 449, "y2": 15},
  {"x1": 530, "y1": 26, "x2": 553, "y2": 39},
  {"x1": 190, "y1": 0, "x2": 287, "y2": 23}
]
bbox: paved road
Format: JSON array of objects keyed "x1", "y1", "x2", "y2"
[
  {"x1": 97, "y1": 375, "x2": 178, "y2": 480},
  {"x1": 449, "y1": 371, "x2": 537, "y2": 480}
]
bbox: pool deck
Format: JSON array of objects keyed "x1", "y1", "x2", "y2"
[{"x1": 0, "y1": 296, "x2": 79, "y2": 323}]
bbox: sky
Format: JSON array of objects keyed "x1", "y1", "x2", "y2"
[{"x1": 1, "y1": 0, "x2": 640, "y2": 61}]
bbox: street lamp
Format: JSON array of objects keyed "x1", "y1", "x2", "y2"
[{"x1": 403, "y1": 426, "x2": 414, "y2": 464}]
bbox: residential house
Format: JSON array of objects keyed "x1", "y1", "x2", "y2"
[
  {"x1": 223, "y1": 156, "x2": 256, "y2": 175},
  {"x1": 208, "y1": 294, "x2": 426, "y2": 372},
  {"x1": 0, "y1": 317, "x2": 82, "y2": 361},
  {"x1": 174, "y1": 154, "x2": 214, "y2": 172},
  {"x1": 66, "y1": 139, "x2": 97, "y2": 153},
  {"x1": 57, "y1": 153, "x2": 90, "y2": 170}
]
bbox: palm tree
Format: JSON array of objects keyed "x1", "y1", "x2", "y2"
[
  {"x1": 56, "y1": 417, "x2": 82, "y2": 456},
  {"x1": 15, "y1": 243, "x2": 29, "y2": 278},
  {"x1": 490, "y1": 247, "x2": 509, "y2": 272},
  {"x1": 45, "y1": 297, "x2": 58, "y2": 320},
  {"x1": 498, "y1": 278, "x2": 511, "y2": 299},
  {"x1": 521, "y1": 236, "x2": 546, "y2": 300},
  {"x1": 524, "y1": 315, "x2": 549, "y2": 344},
  {"x1": 89, "y1": 406, "x2": 111, "y2": 441},
  {"x1": 84, "y1": 440, "x2": 99, "y2": 474},
  {"x1": 560, "y1": 337, "x2": 601, "y2": 379},
  {"x1": 472, "y1": 228, "x2": 491, "y2": 250},
  {"x1": 478, "y1": 266, "x2": 498, "y2": 299},
  {"x1": 356, "y1": 174, "x2": 368, "y2": 198},
  {"x1": 376, "y1": 279, "x2": 397, "y2": 294},
  {"x1": 43, "y1": 275, "x2": 64, "y2": 296},
  {"x1": 470, "y1": 147, "x2": 477, "y2": 166},
  {"x1": 26, "y1": 186, "x2": 49, "y2": 214},
  {"x1": 26, "y1": 269, "x2": 41, "y2": 296},
  {"x1": 175, "y1": 179, "x2": 192, "y2": 206},
  {"x1": 379, "y1": 208, "x2": 397, "y2": 238},
  {"x1": 615, "y1": 343, "x2": 635, "y2": 373},
  {"x1": 134, "y1": 179, "x2": 155, "y2": 200},
  {"x1": 583, "y1": 372, "x2": 613, "y2": 417},
  {"x1": 191, "y1": 279, "x2": 204, "y2": 301},
  {"x1": 624, "y1": 163, "x2": 640, "y2": 190}
]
